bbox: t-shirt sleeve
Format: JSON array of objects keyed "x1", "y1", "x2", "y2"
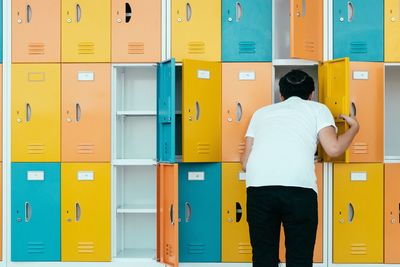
[
  {"x1": 317, "y1": 104, "x2": 337, "y2": 134},
  {"x1": 245, "y1": 113, "x2": 257, "y2": 138}
]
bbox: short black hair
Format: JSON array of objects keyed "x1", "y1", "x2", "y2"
[{"x1": 279, "y1": 69, "x2": 315, "y2": 100}]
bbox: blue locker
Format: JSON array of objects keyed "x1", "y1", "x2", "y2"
[
  {"x1": 11, "y1": 163, "x2": 61, "y2": 261},
  {"x1": 157, "y1": 59, "x2": 176, "y2": 163},
  {"x1": 333, "y1": 0, "x2": 383, "y2": 61},
  {"x1": 179, "y1": 163, "x2": 221, "y2": 262},
  {"x1": 222, "y1": 0, "x2": 272, "y2": 62}
]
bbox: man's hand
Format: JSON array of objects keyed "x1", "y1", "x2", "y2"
[{"x1": 339, "y1": 114, "x2": 360, "y2": 132}]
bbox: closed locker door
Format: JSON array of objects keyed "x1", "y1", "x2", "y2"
[
  {"x1": 61, "y1": 64, "x2": 110, "y2": 162},
  {"x1": 385, "y1": 0, "x2": 400, "y2": 62},
  {"x1": 0, "y1": 0, "x2": 3, "y2": 62},
  {"x1": 182, "y1": 60, "x2": 221, "y2": 162},
  {"x1": 0, "y1": 64, "x2": 2, "y2": 162},
  {"x1": 222, "y1": 63, "x2": 271, "y2": 162},
  {"x1": 333, "y1": 163, "x2": 383, "y2": 263},
  {"x1": 290, "y1": 0, "x2": 323, "y2": 61},
  {"x1": 221, "y1": 163, "x2": 251, "y2": 262},
  {"x1": 279, "y1": 163, "x2": 324, "y2": 263},
  {"x1": 61, "y1": 163, "x2": 110, "y2": 261},
  {"x1": 333, "y1": 0, "x2": 383, "y2": 61},
  {"x1": 318, "y1": 58, "x2": 350, "y2": 162},
  {"x1": 12, "y1": 0, "x2": 60, "y2": 62},
  {"x1": 179, "y1": 163, "x2": 221, "y2": 262},
  {"x1": 157, "y1": 59, "x2": 176, "y2": 163},
  {"x1": 222, "y1": 0, "x2": 272, "y2": 62},
  {"x1": 157, "y1": 164, "x2": 179, "y2": 267},
  {"x1": 11, "y1": 163, "x2": 61, "y2": 261},
  {"x1": 0, "y1": 164, "x2": 2, "y2": 260},
  {"x1": 349, "y1": 63, "x2": 383, "y2": 162},
  {"x1": 172, "y1": 0, "x2": 221, "y2": 62},
  {"x1": 385, "y1": 164, "x2": 400, "y2": 263},
  {"x1": 112, "y1": 0, "x2": 161, "y2": 63},
  {"x1": 62, "y1": 0, "x2": 110, "y2": 62},
  {"x1": 11, "y1": 64, "x2": 61, "y2": 162}
]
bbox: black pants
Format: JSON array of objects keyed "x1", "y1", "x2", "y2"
[{"x1": 246, "y1": 186, "x2": 318, "y2": 267}]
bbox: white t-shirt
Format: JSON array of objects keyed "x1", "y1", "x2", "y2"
[{"x1": 245, "y1": 96, "x2": 336, "y2": 193}]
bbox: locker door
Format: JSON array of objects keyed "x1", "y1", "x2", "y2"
[
  {"x1": 385, "y1": 164, "x2": 400, "y2": 263},
  {"x1": 222, "y1": 63, "x2": 271, "y2": 162},
  {"x1": 349, "y1": 63, "x2": 383, "y2": 162},
  {"x1": 333, "y1": 163, "x2": 383, "y2": 263},
  {"x1": 112, "y1": 0, "x2": 161, "y2": 63},
  {"x1": 385, "y1": 0, "x2": 400, "y2": 62},
  {"x1": 12, "y1": 0, "x2": 60, "y2": 62},
  {"x1": 62, "y1": 0, "x2": 110, "y2": 62},
  {"x1": 11, "y1": 64, "x2": 61, "y2": 162},
  {"x1": 318, "y1": 58, "x2": 350, "y2": 162},
  {"x1": 290, "y1": 0, "x2": 323, "y2": 61},
  {"x1": 222, "y1": 0, "x2": 272, "y2": 62},
  {"x1": 61, "y1": 64, "x2": 110, "y2": 162},
  {"x1": 182, "y1": 60, "x2": 221, "y2": 162},
  {"x1": 0, "y1": 164, "x2": 2, "y2": 261},
  {"x1": 11, "y1": 163, "x2": 61, "y2": 261},
  {"x1": 333, "y1": 0, "x2": 383, "y2": 61},
  {"x1": 157, "y1": 59, "x2": 176, "y2": 162},
  {"x1": 179, "y1": 163, "x2": 221, "y2": 262},
  {"x1": 221, "y1": 163, "x2": 251, "y2": 262},
  {"x1": 0, "y1": 0, "x2": 3, "y2": 62},
  {"x1": 0, "y1": 64, "x2": 2, "y2": 162},
  {"x1": 157, "y1": 164, "x2": 179, "y2": 267},
  {"x1": 279, "y1": 163, "x2": 324, "y2": 263},
  {"x1": 61, "y1": 163, "x2": 110, "y2": 261},
  {"x1": 172, "y1": 0, "x2": 221, "y2": 61}
]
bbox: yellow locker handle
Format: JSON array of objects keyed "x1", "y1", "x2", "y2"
[
  {"x1": 125, "y1": 2, "x2": 132, "y2": 23},
  {"x1": 236, "y1": 202, "x2": 242, "y2": 222},
  {"x1": 347, "y1": 1, "x2": 354, "y2": 22},
  {"x1": 170, "y1": 204, "x2": 175, "y2": 225},
  {"x1": 236, "y1": 2, "x2": 242, "y2": 22},
  {"x1": 351, "y1": 102, "x2": 356, "y2": 116},
  {"x1": 75, "y1": 202, "x2": 81, "y2": 222},
  {"x1": 236, "y1": 102, "x2": 242, "y2": 122},
  {"x1": 195, "y1": 101, "x2": 200, "y2": 121},
  {"x1": 26, "y1": 4, "x2": 32, "y2": 23},
  {"x1": 76, "y1": 103, "x2": 81, "y2": 122},
  {"x1": 185, "y1": 202, "x2": 192, "y2": 223},
  {"x1": 26, "y1": 103, "x2": 31, "y2": 122},
  {"x1": 348, "y1": 203, "x2": 354, "y2": 223},
  {"x1": 25, "y1": 202, "x2": 32, "y2": 223},
  {"x1": 76, "y1": 4, "x2": 81, "y2": 22},
  {"x1": 186, "y1": 3, "x2": 192, "y2": 22}
]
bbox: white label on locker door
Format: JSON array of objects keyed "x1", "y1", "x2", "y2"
[
  {"x1": 27, "y1": 171, "x2": 44, "y2": 181},
  {"x1": 352, "y1": 71, "x2": 369, "y2": 80},
  {"x1": 188, "y1": 172, "x2": 205, "y2": 181},
  {"x1": 350, "y1": 172, "x2": 368, "y2": 181},
  {"x1": 197, "y1": 70, "x2": 210, "y2": 80},
  {"x1": 239, "y1": 71, "x2": 256, "y2": 81},
  {"x1": 78, "y1": 72, "x2": 95, "y2": 81},
  {"x1": 239, "y1": 172, "x2": 247, "y2": 181},
  {"x1": 77, "y1": 171, "x2": 94, "y2": 181}
]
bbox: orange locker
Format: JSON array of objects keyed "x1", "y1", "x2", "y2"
[
  {"x1": 12, "y1": 0, "x2": 60, "y2": 62},
  {"x1": 349, "y1": 63, "x2": 383, "y2": 162},
  {"x1": 279, "y1": 163, "x2": 323, "y2": 263},
  {"x1": 62, "y1": 64, "x2": 110, "y2": 162},
  {"x1": 290, "y1": 0, "x2": 323, "y2": 61},
  {"x1": 222, "y1": 63, "x2": 272, "y2": 162},
  {"x1": 0, "y1": 164, "x2": 2, "y2": 260},
  {"x1": 112, "y1": 0, "x2": 161, "y2": 63}
]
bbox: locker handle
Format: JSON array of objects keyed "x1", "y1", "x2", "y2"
[
  {"x1": 301, "y1": 0, "x2": 306, "y2": 17},
  {"x1": 76, "y1": 4, "x2": 81, "y2": 22},
  {"x1": 347, "y1": 1, "x2": 354, "y2": 22},
  {"x1": 76, "y1": 103, "x2": 81, "y2": 122},
  {"x1": 185, "y1": 202, "x2": 192, "y2": 223},
  {"x1": 236, "y1": 202, "x2": 242, "y2": 222},
  {"x1": 195, "y1": 101, "x2": 200, "y2": 121},
  {"x1": 348, "y1": 203, "x2": 354, "y2": 223},
  {"x1": 25, "y1": 202, "x2": 32, "y2": 222},
  {"x1": 27, "y1": 4, "x2": 32, "y2": 23},
  {"x1": 26, "y1": 103, "x2": 31, "y2": 122},
  {"x1": 236, "y1": 2, "x2": 242, "y2": 22},
  {"x1": 170, "y1": 204, "x2": 174, "y2": 225},
  {"x1": 75, "y1": 202, "x2": 81, "y2": 222},
  {"x1": 350, "y1": 102, "x2": 357, "y2": 116},
  {"x1": 125, "y1": 2, "x2": 132, "y2": 23},
  {"x1": 236, "y1": 102, "x2": 242, "y2": 122},
  {"x1": 186, "y1": 3, "x2": 192, "y2": 22}
]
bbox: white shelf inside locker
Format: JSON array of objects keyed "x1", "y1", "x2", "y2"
[
  {"x1": 117, "y1": 204, "x2": 156, "y2": 214},
  {"x1": 112, "y1": 159, "x2": 157, "y2": 166},
  {"x1": 114, "y1": 249, "x2": 157, "y2": 261},
  {"x1": 272, "y1": 59, "x2": 319, "y2": 66},
  {"x1": 117, "y1": 110, "x2": 157, "y2": 116}
]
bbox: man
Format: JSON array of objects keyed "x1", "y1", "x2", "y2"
[{"x1": 241, "y1": 69, "x2": 359, "y2": 267}]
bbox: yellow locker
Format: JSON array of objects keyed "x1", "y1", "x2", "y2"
[
  {"x1": 221, "y1": 163, "x2": 251, "y2": 262},
  {"x1": 333, "y1": 163, "x2": 383, "y2": 263},
  {"x1": 11, "y1": 64, "x2": 60, "y2": 162},
  {"x1": 61, "y1": 163, "x2": 110, "y2": 261},
  {"x1": 385, "y1": 0, "x2": 400, "y2": 62},
  {"x1": 62, "y1": 0, "x2": 111, "y2": 62},
  {"x1": 182, "y1": 59, "x2": 221, "y2": 162},
  {"x1": 172, "y1": 0, "x2": 221, "y2": 61}
]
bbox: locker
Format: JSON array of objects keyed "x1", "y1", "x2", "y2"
[
  {"x1": 279, "y1": 163, "x2": 324, "y2": 263},
  {"x1": 222, "y1": 63, "x2": 272, "y2": 162},
  {"x1": 0, "y1": 0, "x2": 3, "y2": 62},
  {"x1": 12, "y1": 0, "x2": 60, "y2": 62},
  {"x1": 385, "y1": 0, "x2": 400, "y2": 62},
  {"x1": 0, "y1": 64, "x2": 2, "y2": 162},
  {"x1": 11, "y1": 64, "x2": 61, "y2": 162},
  {"x1": 61, "y1": 163, "x2": 110, "y2": 261},
  {"x1": 222, "y1": 0, "x2": 272, "y2": 62},
  {"x1": 183, "y1": 60, "x2": 221, "y2": 162},
  {"x1": 0, "y1": 164, "x2": 2, "y2": 261},
  {"x1": 179, "y1": 163, "x2": 221, "y2": 262},
  {"x1": 157, "y1": 59, "x2": 176, "y2": 163},
  {"x1": 333, "y1": 163, "x2": 383, "y2": 263},
  {"x1": 61, "y1": 0, "x2": 110, "y2": 62},
  {"x1": 11, "y1": 163, "x2": 61, "y2": 261},
  {"x1": 157, "y1": 164, "x2": 179, "y2": 267},
  {"x1": 112, "y1": 0, "x2": 161, "y2": 63},
  {"x1": 290, "y1": 0, "x2": 323, "y2": 61},
  {"x1": 61, "y1": 64, "x2": 111, "y2": 162},
  {"x1": 221, "y1": 163, "x2": 251, "y2": 262},
  {"x1": 172, "y1": 0, "x2": 221, "y2": 61},
  {"x1": 318, "y1": 58, "x2": 350, "y2": 162},
  {"x1": 333, "y1": 0, "x2": 383, "y2": 61}
]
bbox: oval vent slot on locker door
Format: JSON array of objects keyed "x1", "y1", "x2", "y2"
[{"x1": 125, "y1": 2, "x2": 132, "y2": 22}]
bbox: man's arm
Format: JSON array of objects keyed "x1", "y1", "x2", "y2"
[{"x1": 241, "y1": 137, "x2": 254, "y2": 171}]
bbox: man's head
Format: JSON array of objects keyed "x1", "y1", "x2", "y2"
[{"x1": 279, "y1": 69, "x2": 315, "y2": 101}]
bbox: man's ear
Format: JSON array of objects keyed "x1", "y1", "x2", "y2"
[
  {"x1": 308, "y1": 91, "x2": 315, "y2": 100},
  {"x1": 280, "y1": 94, "x2": 285, "y2": 101}
]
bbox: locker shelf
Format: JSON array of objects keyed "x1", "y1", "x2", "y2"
[
  {"x1": 116, "y1": 111, "x2": 157, "y2": 116},
  {"x1": 272, "y1": 59, "x2": 318, "y2": 66},
  {"x1": 115, "y1": 248, "x2": 156, "y2": 260},
  {"x1": 112, "y1": 159, "x2": 156, "y2": 166},
  {"x1": 116, "y1": 204, "x2": 156, "y2": 214}
]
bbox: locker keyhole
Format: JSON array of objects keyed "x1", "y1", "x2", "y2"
[{"x1": 125, "y1": 2, "x2": 132, "y2": 23}]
